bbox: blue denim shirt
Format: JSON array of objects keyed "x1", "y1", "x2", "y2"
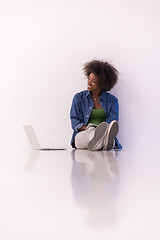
[{"x1": 70, "y1": 90, "x2": 122, "y2": 149}]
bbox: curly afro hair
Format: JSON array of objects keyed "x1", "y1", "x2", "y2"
[{"x1": 83, "y1": 59, "x2": 119, "y2": 92}]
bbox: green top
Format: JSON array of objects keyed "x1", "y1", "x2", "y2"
[{"x1": 88, "y1": 108, "x2": 106, "y2": 125}]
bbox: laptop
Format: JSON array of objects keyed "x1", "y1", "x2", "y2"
[{"x1": 23, "y1": 125, "x2": 67, "y2": 150}]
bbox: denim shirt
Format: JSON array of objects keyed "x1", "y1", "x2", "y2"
[{"x1": 70, "y1": 90, "x2": 122, "y2": 149}]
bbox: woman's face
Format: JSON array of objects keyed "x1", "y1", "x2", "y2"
[{"x1": 87, "y1": 73, "x2": 99, "y2": 92}]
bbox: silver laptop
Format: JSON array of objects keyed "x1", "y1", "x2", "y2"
[{"x1": 23, "y1": 125, "x2": 67, "y2": 150}]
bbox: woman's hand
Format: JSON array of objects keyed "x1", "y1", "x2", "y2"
[{"x1": 79, "y1": 125, "x2": 87, "y2": 131}]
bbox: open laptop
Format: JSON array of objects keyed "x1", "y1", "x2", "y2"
[{"x1": 23, "y1": 125, "x2": 67, "y2": 150}]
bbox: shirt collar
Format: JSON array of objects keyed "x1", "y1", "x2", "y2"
[
  {"x1": 86, "y1": 90, "x2": 91, "y2": 98},
  {"x1": 86, "y1": 90, "x2": 106, "y2": 100},
  {"x1": 100, "y1": 91, "x2": 107, "y2": 100}
]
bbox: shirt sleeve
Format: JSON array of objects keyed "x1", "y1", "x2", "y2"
[
  {"x1": 70, "y1": 94, "x2": 85, "y2": 132},
  {"x1": 106, "y1": 99, "x2": 119, "y2": 124}
]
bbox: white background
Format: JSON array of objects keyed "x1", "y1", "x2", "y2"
[
  {"x1": 1, "y1": 2, "x2": 160, "y2": 239},
  {"x1": 0, "y1": 0, "x2": 160, "y2": 151}
]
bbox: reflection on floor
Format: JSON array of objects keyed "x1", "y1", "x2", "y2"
[
  {"x1": 71, "y1": 150, "x2": 119, "y2": 227},
  {"x1": 0, "y1": 147, "x2": 160, "y2": 240}
]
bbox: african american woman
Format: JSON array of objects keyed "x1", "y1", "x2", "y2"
[{"x1": 70, "y1": 59, "x2": 122, "y2": 151}]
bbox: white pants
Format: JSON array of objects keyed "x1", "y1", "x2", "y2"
[{"x1": 75, "y1": 126, "x2": 103, "y2": 150}]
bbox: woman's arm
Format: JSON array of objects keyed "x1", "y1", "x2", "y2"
[
  {"x1": 70, "y1": 94, "x2": 86, "y2": 132},
  {"x1": 106, "y1": 99, "x2": 119, "y2": 124}
]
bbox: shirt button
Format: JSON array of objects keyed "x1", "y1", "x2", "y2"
[
  {"x1": 87, "y1": 115, "x2": 89, "y2": 118},
  {"x1": 90, "y1": 107, "x2": 92, "y2": 109}
]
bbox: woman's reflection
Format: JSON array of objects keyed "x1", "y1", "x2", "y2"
[{"x1": 71, "y1": 150, "x2": 119, "y2": 227}]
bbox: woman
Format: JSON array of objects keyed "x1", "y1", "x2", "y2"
[{"x1": 70, "y1": 60, "x2": 122, "y2": 151}]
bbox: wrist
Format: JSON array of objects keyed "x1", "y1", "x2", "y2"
[{"x1": 79, "y1": 125, "x2": 86, "y2": 131}]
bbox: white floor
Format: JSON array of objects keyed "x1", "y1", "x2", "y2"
[{"x1": 1, "y1": 145, "x2": 160, "y2": 240}]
